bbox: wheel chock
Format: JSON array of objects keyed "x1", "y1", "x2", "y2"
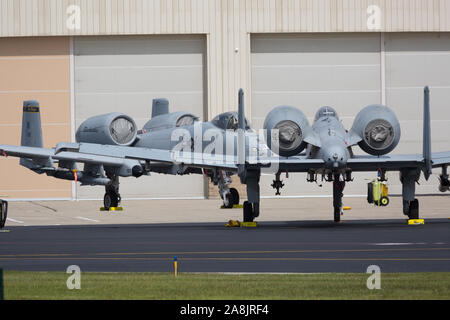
[
  {"x1": 220, "y1": 204, "x2": 244, "y2": 209},
  {"x1": 343, "y1": 206, "x2": 352, "y2": 211},
  {"x1": 225, "y1": 220, "x2": 240, "y2": 227},
  {"x1": 408, "y1": 219, "x2": 424, "y2": 225},
  {"x1": 100, "y1": 207, "x2": 123, "y2": 212},
  {"x1": 240, "y1": 221, "x2": 258, "y2": 228}
]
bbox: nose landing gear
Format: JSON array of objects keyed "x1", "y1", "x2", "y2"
[{"x1": 333, "y1": 174, "x2": 346, "y2": 223}]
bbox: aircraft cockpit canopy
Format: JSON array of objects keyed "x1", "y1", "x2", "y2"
[
  {"x1": 211, "y1": 112, "x2": 250, "y2": 130},
  {"x1": 176, "y1": 114, "x2": 198, "y2": 127},
  {"x1": 314, "y1": 106, "x2": 339, "y2": 121}
]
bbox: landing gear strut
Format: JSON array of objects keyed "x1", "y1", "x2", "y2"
[
  {"x1": 104, "y1": 176, "x2": 121, "y2": 210},
  {"x1": 332, "y1": 174, "x2": 345, "y2": 223},
  {"x1": 400, "y1": 168, "x2": 421, "y2": 220},
  {"x1": 241, "y1": 169, "x2": 261, "y2": 222},
  {"x1": 439, "y1": 165, "x2": 450, "y2": 192},
  {"x1": 0, "y1": 199, "x2": 8, "y2": 229}
]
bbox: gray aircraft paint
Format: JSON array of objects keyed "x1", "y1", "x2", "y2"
[{"x1": 1, "y1": 87, "x2": 450, "y2": 223}]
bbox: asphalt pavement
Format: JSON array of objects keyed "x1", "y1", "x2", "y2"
[{"x1": 1, "y1": 218, "x2": 449, "y2": 273}]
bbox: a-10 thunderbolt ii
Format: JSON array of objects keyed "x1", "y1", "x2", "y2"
[{"x1": 0, "y1": 87, "x2": 449, "y2": 225}]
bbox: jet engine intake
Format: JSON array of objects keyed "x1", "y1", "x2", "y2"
[
  {"x1": 142, "y1": 111, "x2": 198, "y2": 132},
  {"x1": 350, "y1": 104, "x2": 400, "y2": 156},
  {"x1": 76, "y1": 113, "x2": 137, "y2": 146},
  {"x1": 263, "y1": 106, "x2": 310, "y2": 157}
]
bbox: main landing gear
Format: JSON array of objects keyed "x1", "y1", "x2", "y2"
[
  {"x1": 400, "y1": 168, "x2": 421, "y2": 220},
  {"x1": 439, "y1": 165, "x2": 450, "y2": 192},
  {"x1": 214, "y1": 170, "x2": 240, "y2": 208},
  {"x1": 240, "y1": 169, "x2": 261, "y2": 222},
  {"x1": 103, "y1": 177, "x2": 121, "y2": 210}
]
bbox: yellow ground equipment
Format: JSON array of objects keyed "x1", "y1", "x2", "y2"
[{"x1": 367, "y1": 180, "x2": 389, "y2": 206}]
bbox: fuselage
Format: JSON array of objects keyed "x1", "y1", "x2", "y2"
[{"x1": 310, "y1": 108, "x2": 350, "y2": 171}]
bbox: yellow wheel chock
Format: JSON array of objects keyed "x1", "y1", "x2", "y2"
[
  {"x1": 408, "y1": 219, "x2": 425, "y2": 225},
  {"x1": 225, "y1": 220, "x2": 258, "y2": 228},
  {"x1": 100, "y1": 207, "x2": 123, "y2": 212},
  {"x1": 220, "y1": 204, "x2": 244, "y2": 209}
]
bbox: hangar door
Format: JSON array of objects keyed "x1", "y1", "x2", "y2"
[
  {"x1": 251, "y1": 33, "x2": 381, "y2": 197},
  {"x1": 385, "y1": 33, "x2": 450, "y2": 194},
  {"x1": 74, "y1": 35, "x2": 206, "y2": 199}
]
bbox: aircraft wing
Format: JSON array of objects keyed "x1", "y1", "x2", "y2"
[
  {"x1": 170, "y1": 151, "x2": 239, "y2": 171},
  {"x1": 0, "y1": 143, "x2": 239, "y2": 173},
  {"x1": 248, "y1": 156, "x2": 325, "y2": 172},
  {"x1": 0, "y1": 145, "x2": 54, "y2": 159},
  {"x1": 250, "y1": 152, "x2": 450, "y2": 173},
  {"x1": 429, "y1": 151, "x2": 450, "y2": 167},
  {"x1": 0, "y1": 143, "x2": 175, "y2": 168},
  {"x1": 346, "y1": 152, "x2": 450, "y2": 172}
]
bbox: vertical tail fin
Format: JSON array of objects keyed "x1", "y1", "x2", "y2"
[
  {"x1": 237, "y1": 88, "x2": 245, "y2": 131},
  {"x1": 20, "y1": 100, "x2": 49, "y2": 169},
  {"x1": 237, "y1": 89, "x2": 246, "y2": 167},
  {"x1": 423, "y1": 86, "x2": 432, "y2": 180},
  {"x1": 21, "y1": 100, "x2": 43, "y2": 148},
  {"x1": 151, "y1": 98, "x2": 169, "y2": 118}
]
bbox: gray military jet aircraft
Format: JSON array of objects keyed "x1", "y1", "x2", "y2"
[{"x1": 0, "y1": 87, "x2": 449, "y2": 226}]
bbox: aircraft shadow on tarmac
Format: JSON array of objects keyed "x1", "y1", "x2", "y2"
[{"x1": 2, "y1": 218, "x2": 448, "y2": 232}]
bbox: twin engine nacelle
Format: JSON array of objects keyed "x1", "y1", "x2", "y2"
[
  {"x1": 76, "y1": 113, "x2": 137, "y2": 146},
  {"x1": 263, "y1": 106, "x2": 311, "y2": 157},
  {"x1": 350, "y1": 104, "x2": 401, "y2": 156},
  {"x1": 264, "y1": 104, "x2": 400, "y2": 157}
]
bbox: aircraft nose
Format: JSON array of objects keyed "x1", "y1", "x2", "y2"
[{"x1": 324, "y1": 146, "x2": 348, "y2": 169}]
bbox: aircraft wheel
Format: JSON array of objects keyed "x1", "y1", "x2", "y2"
[
  {"x1": 223, "y1": 193, "x2": 234, "y2": 209},
  {"x1": 104, "y1": 191, "x2": 119, "y2": 210},
  {"x1": 243, "y1": 201, "x2": 254, "y2": 222},
  {"x1": 408, "y1": 199, "x2": 419, "y2": 220},
  {"x1": 367, "y1": 183, "x2": 374, "y2": 204},
  {"x1": 230, "y1": 188, "x2": 239, "y2": 206},
  {"x1": 0, "y1": 200, "x2": 7, "y2": 229},
  {"x1": 380, "y1": 196, "x2": 389, "y2": 206}
]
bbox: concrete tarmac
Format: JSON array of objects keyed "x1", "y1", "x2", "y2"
[
  {"x1": 2, "y1": 195, "x2": 450, "y2": 226},
  {"x1": 0, "y1": 196, "x2": 449, "y2": 273}
]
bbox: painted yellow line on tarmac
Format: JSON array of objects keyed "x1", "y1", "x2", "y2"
[{"x1": 0, "y1": 247, "x2": 448, "y2": 258}]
